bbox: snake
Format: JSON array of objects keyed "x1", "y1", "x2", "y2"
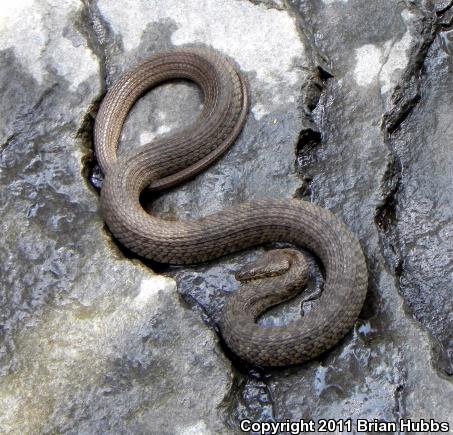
[{"x1": 94, "y1": 47, "x2": 368, "y2": 367}]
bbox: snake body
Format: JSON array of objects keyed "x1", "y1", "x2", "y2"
[{"x1": 94, "y1": 48, "x2": 368, "y2": 366}]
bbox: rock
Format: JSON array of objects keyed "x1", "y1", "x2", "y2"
[
  {"x1": 0, "y1": 1, "x2": 231, "y2": 433},
  {"x1": 0, "y1": 0, "x2": 452, "y2": 433},
  {"x1": 281, "y1": 0, "x2": 453, "y2": 427},
  {"x1": 380, "y1": 29, "x2": 453, "y2": 376}
]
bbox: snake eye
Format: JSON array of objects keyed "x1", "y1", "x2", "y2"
[{"x1": 235, "y1": 250, "x2": 294, "y2": 282}]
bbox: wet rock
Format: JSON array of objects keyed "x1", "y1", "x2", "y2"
[
  {"x1": 285, "y1": 0, "x2": 453, "y2": 427},
  {"x1": 381, "y1": 29, "x2": 453, "y2": 375},
  {"x1": 0, "y1": 1, "x2": 232, "y2": 433},
  {"x1": 1, "y1": 0, "x2": 452, "y2": 433}
]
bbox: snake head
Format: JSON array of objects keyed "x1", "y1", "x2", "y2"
[{"x1": 235, "y1": 249, "x2": 307, "y2": 283}]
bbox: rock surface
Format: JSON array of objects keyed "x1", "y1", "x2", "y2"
[
  {"x1": 0, "y1": 1, "x2": 231, "y2": 433},
  {"x1": 0, "y1": 0, "x2": 452, "y2": 433}
]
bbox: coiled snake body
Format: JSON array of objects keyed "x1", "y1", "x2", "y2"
[{"x1": 94, "y1": 48, "x2": 368, "y2": 366}]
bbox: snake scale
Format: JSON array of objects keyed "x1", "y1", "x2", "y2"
[{"x1": 94, "y1": 48, "x2": 368, "y2": 367}]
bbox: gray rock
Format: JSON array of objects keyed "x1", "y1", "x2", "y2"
[
  {"x1": 0, "y1": 0, "x2": 452, "y2": 433},
  {"x1": 280, "y1": 0, "x2": 453, "y2": 428},
  {"x1": 0, "y1": 1, "x2": 231, "y2": 433},
  {"x1": 380, "y1": 29, "x2": 453, "y2": 376}
]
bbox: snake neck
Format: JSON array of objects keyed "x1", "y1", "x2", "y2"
[{"x1": 225, "y1": 249, "x2": 310, "y2": 323}]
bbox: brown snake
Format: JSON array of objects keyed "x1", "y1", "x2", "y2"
[{"x1": 94, "y1": 47, "x2": 368, "y2": 366}]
